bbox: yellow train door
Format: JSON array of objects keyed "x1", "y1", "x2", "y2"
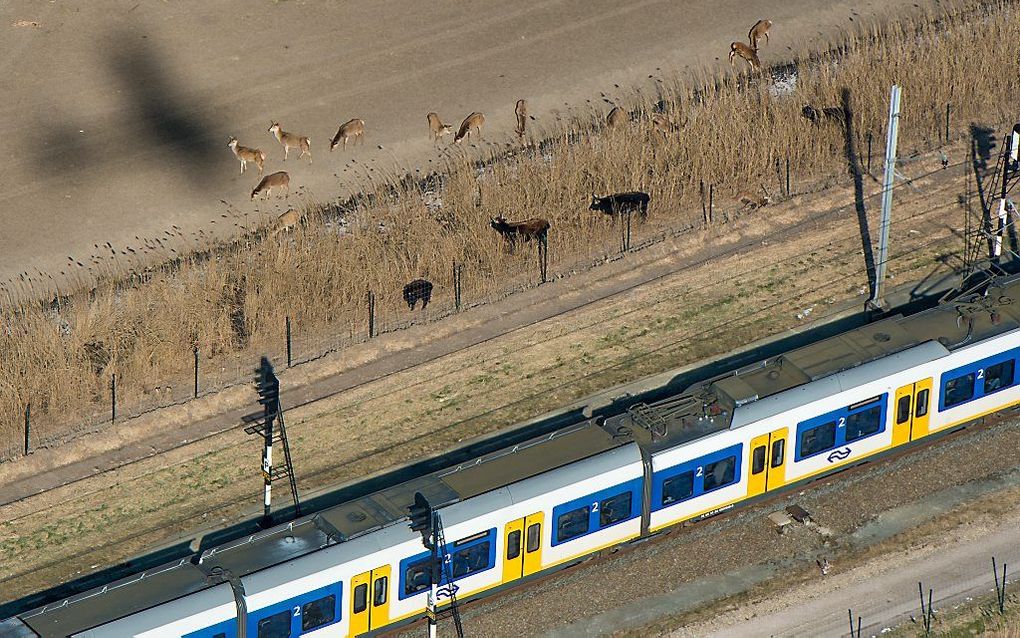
[
  {"x1": 893, "y1": 379, "x2": 933, "y2": 444},
  {"x1": 747, "y1": 433, "x2": 770, "y2": 497},
  {"x1": 348, "y1": 565, "x2": 391, "y2": 637},
  {"x1": 765, "y1": 427, "x2": 788, "y2": 491},
  {"x1": 522, "y1": 511, "x2": 544, "y2": 576},
  {"x1": 502, "y1": 518, "x2": 525, "y2": 584}
]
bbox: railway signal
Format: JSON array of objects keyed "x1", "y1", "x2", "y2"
[
  {"x1": 247, "y1": 357, "x2": 301, "y2": 527},
  {"x1": 408, "y1": 491, "x2": 435, "y2": 549},
  {"x1": 407, "y1": 493, "x2": 464, "y2": 638}
]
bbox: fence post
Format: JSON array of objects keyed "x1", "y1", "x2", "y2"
[
  {"x1": 785, "y1": 157, "x2": 791, "y2": 196},
  {"x1": 994, "y1": 557, "x2": 1007, "y2": 614},
  {"x1": 285, "y1": 316, "x2": 292, "y2": 368},
  {"x1": 453, "y1": 262, "x2": 462, "y2": 311},
  {"x1": 945, "y1": 102, "x2": 951, "y2": 145},
  {"x1": 708, "y1": 184, "x2": 714, "y2": 224},
  {"x1": 700, "y1": 180, "x2": 707, "y2": 224},
  {"x1": 367, "y1": 291, "x2": 376, "y2": 338},
  {"x1": 24, "y1": 403, "x2": 30, "y2": 456},
  {"x1": 193, "y1": 345, "x2": 199, "y2": 398},
  {"x1": 538, "y1": 239, "x2": 548, "y2": 283},
  {"x1": 867, "y1": 132, "x2": 873, "y2": 174},
  {"x1": 111, "y1": 373, "x2": 117, "y2": 423}
]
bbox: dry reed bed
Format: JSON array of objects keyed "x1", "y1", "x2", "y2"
[{"x1": 2, "y1": 2, "x2": 1018, "y2": 459}]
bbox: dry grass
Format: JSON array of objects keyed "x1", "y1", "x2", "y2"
[{"x1": 2, "y1": 0, "x2": 1019, "y2": 459}]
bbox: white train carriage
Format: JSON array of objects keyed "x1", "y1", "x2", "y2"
[{"x1": 8, "y1": 275, "x2": 1020, "y2": 638}]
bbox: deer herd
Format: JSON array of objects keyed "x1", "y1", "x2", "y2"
[{"x1": 227, "y1": 18, "x2": 775, "y2": 309}]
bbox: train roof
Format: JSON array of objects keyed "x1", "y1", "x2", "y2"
[{"x1": 620, "y1": 274, "x2": 1020, "y2": 449}]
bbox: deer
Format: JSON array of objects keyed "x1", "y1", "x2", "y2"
[
  {"x1": 590, "y1": 191, "x2": 650, "y2": 220},
  {"x1": 729, "y1": 41, "x2": 761, "y2": 72},
  {"x1": 514, "y1": 99, "x2": 529, "y2": 140},
  {"x1": 736, "y1": 185, "x2": 772, "y2": 210},
  {"x1": 489, "y1": 215, "x2": 549, "y2": 249},
  {"x1": 454, "y1": 112, "x2": 485, "y2": 143},
  {"x1": 227, "y1": 137, "x2": 266, "y2": 176},
  {"x1": 606, "y1": 106, "x2": 628, "y2": 129},
  {"x1": 426, "y1": 112, "x2": 452, "y2": 142},
  {"x1": 270, "y1": 208, "x2": 302, "y2": 236},
  {"x1": 748, "y1": 19, "x2": 773, "y2": 49},
  {"x1": 329, "y1": 118, "x2": 365, "y2": 151},
  {"x1": 650, "y1": 114, "x2": 673, "y2": 136},
  {"x1": 267, "y1": 121, "x2": 311, "y2": 162},
  {"x1": 251, "y1": 171, "x2": 290, "y2": 200}
]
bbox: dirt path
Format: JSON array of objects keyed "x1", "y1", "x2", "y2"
[{"x1": 0, "y1": 0, "x2": 941, "y2": 288}]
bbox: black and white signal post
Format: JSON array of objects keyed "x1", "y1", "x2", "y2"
[{"x1": 255, "y1": 356, "x2": 280, "y2": 527}]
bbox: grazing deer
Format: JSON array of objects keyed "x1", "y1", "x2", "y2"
[
  {"x1": 270, "y1": 208, "x2": 302, "y2": 236},
  {"x1": 227, "y1": 137, "x2": 266, "y2": 176},
  {"x1": 251, "y1": 171, "x2": 290, "y2": 200},
  {"x1": 514, "y1": 99, "x2": 528, "y2": 140},
  {"x1": 748, "y1": 19, "x2": 773, "y2": 49},
  {"x1": 729, "y1": 42, "x2": 761, "y2": 72},
  {"x1": 736, "y1": 185, "x2": 772, "y2": 210},
  {"x1": 330, "y1": 118, "x2": 365, "y2": 151},
  {"x1": 606, "y1": 106, "x2": 628, "y2": 129},
  {"x1": 490, "y1": 215, "x2": 549, "y2": 249},
  {"x1": 426, "y1": 112, "x2": 452, "y2": 142},
  {"x1": 650, "y1": 114, "x2": 673, "y2": 136},
  {"x1": 454, "y1": 112, "x2": 485, "y2": 143},
  {"x1": 403, "y1": 279, "x2": 434, "y2": 310},
  {"x1": 590, "y1": 191, "x2": 651, "y2": 220},
  {"x1": 267, "y1": 122, "x2": 311, "y2": 162}
]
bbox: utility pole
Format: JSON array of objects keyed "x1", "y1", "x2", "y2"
[{"x1": 871, "y1": 84, "x2": 902, "y2": 308}]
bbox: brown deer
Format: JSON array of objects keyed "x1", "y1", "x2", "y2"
[
  {"x1": 650, "y1": 114, "x2": 673, "y2": 136},
  {"x1": 490, "y1": 215, "x2": 549, "y2": 249},
  {"x1": 748, "y1": 19, "x2": 773, "y2": 49},
  {"x1": 251, "y1": 171, "x2": 290, "y2": 200},
  {"x1": 514, "y1": 99, "x2": 529, "y2": 140},
  {"x1": 426, "y1": 112, "x2": 452, "y2": 142},
  {"x1": 606, "y1": 106, "x2": 628, "y2": 129},
  {"x1": 270, "y1": 208, "x2": 302, "y2": 236},
  {"x1": 736, "y1": 185, "x2": 772, "y2": 210},
  {"x1": 330, "y1": 118, "x2": 366, "y2": 151},
  {"x1": 227, "y1": 137, "x2": 266, "y2": 176},
  {"x1": 729, "y1": 42, "x2": 761, "y2": 72},
  {"x1": 454, "y1": 112, "x2": 485, "y2": 143},
  {"x1": 267, "y1": 121, "x2": 311, "y2": 162}
]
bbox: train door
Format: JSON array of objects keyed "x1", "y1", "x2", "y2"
[
  {"x1": 893, "y1": 379, "x2": 933, "y2": 445},
  {"x1": 502, "y1": 518, "x2": 525, "y2": 583},
  {"x1": 522, "y1": 511, "x2": 544, "y2": 576},
  {"x1": 348, "y1": 565, "x2": 391, "y2": 638},
  {"x1": 747, "y1": 427, "x2": 788, "y2": 496}
]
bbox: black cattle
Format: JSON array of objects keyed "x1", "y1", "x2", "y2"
[
  {"x1": 403, "y1": 278, "x2": 434, "y2": 310},
  {"x1": 589, "y1": 191, "x2": 650, "y2": 220}
]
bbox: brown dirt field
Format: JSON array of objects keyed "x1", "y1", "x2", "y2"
[
  {"x1": 0, "y1": 0, "x2": 951, "y2": 287},
  {"x1": 0, "y1": 139, "x2": 979, "y2": 602}
]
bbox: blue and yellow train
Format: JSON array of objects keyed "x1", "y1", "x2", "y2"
[{"x1": 5, "y1": 275, "x2": 1020, "y2": 638}]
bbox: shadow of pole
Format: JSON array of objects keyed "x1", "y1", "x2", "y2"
[{"x1": 839, "y1": 88, "x2": 877, "y2": 298}]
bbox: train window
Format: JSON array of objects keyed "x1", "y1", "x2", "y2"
[
  {"x1": 800, "y1": 421, "x2": 836, "y2": 458},
  {"x1": 661, "y1": 471, "x2": 694, "y2": 505},
  {"x1": 770, "y1": 439, "x2": 785, "y2": 467},
  {"x1": 507, "y1": 530, "x2": 522, "y2": 560},
  {"x1": 213, "y1": 634, "x2": 226, "y2": 638},
  {"x1": 301, "y1": 594, "x2": 336, "y2": 631},
  {"x1": 451, "y1": 541, "x2": 491, "y2": 578},
  {"x1": 353, "y1": 583, "x2": 368, "y2": 614},
  {"x1": 526, "y1": 523, "x2": 541, "y2": 552},
  {"x1": 845, "y1": 405, "x2": 882, "y2": 442},
  {"x1": 896, "y1": 395, "x2": 911, "y2": 424},
  {"x1": 403, "y1": 560, "x2": 431, "y2": 596},
  {"x1": 556, "y1": 505, "x2": 591, "y2": 542},
  {"x1": 916, "y1": 389, "x2": 929, "y2": 417},
  {"x1": 984, "y1": 360, "x2": 1015, "y2": 394},
  {"x1": 751, "y1": 445, "x2": 766, "y2": 474},
  {"x1": 257, "y1": 610, "x2": 291, "y2": 638},
  {"x1": 599, "y1": 491, "x2": 632, "y2": 527},
  {"x1": 703, "y1": 456, "x2": 736, "y2": 491},
  {"x1": 373, "y1": 577, "x2": 388, "y2": 606},
  {"x1": 944, "y1": 373, "x2": 975, "y2": 408}
]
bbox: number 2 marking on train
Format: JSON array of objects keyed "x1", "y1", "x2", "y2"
[
  {"x1": 696, "y1": 466, "x2": 703, "y2": 477},
  {"x1": 838, "y1": 417, "x2": 846, "y2": 428},
  {"x1": 978, "y1": 368, "x2": 985, "y2": 379},
  {"x1": 591, "y1": 501, "x2": 599, "y2": 512},
  {"x1": 293, "y1": 606, "x2": 300, "y2": 617}
]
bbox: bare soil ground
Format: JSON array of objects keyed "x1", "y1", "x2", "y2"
[
  {"x1": 0, "y1": 140, "x2": 978, "y2": 602},
  {"x1": 0, "y1": 0, "x2": 944, "y2": 287}
]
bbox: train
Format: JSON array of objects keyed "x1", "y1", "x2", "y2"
[{"x1": 4, "y1": 273, "x2": 1020, "y2": 638}]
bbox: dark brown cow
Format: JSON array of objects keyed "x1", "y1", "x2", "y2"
[{"x1": 489, "y1": 216, "x2": 550, "y2": 249}]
